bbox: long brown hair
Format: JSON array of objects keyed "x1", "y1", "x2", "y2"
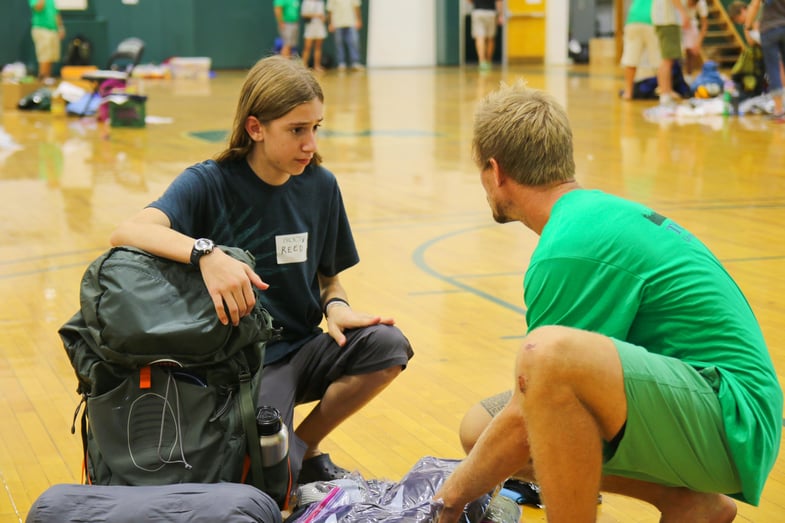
[{"x1": 215, "y1": 55, "x2": 324, "y2": 165}]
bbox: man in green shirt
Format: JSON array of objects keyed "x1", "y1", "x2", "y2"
[
  {"x1": 434, "y1": 82, "x2": 782, "y2": 522},
  {"x1": 29, "y1": 0, "x2": 65, "y2": 81}
]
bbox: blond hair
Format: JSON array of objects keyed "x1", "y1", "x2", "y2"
[
  {"x1": 473, "y1": 80, "x2": 575, "y2": 186},
  {"x1": 216, "y1": 55, "x2": 324, "y2": 164}
]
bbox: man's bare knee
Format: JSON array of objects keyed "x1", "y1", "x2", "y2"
[{"x1": 459, "y1": 401, "x2": 493, "y2": 454}]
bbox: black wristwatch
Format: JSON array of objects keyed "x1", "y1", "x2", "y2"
[{"x1": 190, "y1": 238, "x2": 215, "y2": 267}]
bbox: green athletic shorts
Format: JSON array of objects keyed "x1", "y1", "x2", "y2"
[
  {"x1": 480, "y1": 340, "x2": 742, "y2": 494},
  {"x1": 603, "y1": 339, "x2": 742, "y2": 494}
]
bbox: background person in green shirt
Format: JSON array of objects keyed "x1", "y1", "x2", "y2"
[
  {"x1": 274, "y1": 0, "x2": 300, "y2": 58},
  {"x1": 619, "y1": 0, "x2": 661, "y2": 100},
  {"x1": 29, "y1": 0, "x2": 65, "y2": 82},
  {"x1": 434, "y1": 81, "x2": 782, "y2": 522}
]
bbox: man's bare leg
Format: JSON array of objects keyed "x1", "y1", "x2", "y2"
[
  {"x1": 475, "y1": 37, "x2": 487, "y2": 67},
  {"x1": 621, "y1": 66, "x2": 637, "y2": 100},
  {"x1": 602, "y1": 475, "x2": 737, "y2": 523},
  {"x1": 516, "y1": 326, "x2": 627, "y2": 523},
  {"x1": 38, "y1": 61, "x2": 53, "y2": 80},
  {"x1": 486, "y1": 37, "x2": 495, "y2": 64},
  {"x1": 459, "y1": 401, "x2": 492, "y2": 454},
  {"x1": 458, "y1": 326, "x2": 736, "y2": 523}
]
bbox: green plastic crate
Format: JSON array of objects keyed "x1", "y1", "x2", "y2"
[{"x1": 108, "y1": 94, "x2": 147, "y2": 128}]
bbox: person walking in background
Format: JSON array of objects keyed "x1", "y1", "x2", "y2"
[
  {"x1": 651, "y1": 0, "x2": 691, "y2": 106},
  {"x1": 745, "y1": 0, "x2": 785, "y2": 121},
  {"x1": 682, "y1": 0, "x2": 709, "y2": 78},
  {"x1": 301, "y1": 0, "x2": 327, "y2": 72},
  {"x1": 433, "y1": 80, "x2": 782, "y2": 523},
  {"x1": 109, "y1": 56, "x2": 414, "y2": 486},
  {"x1": 274, "y1": 0, "x2": 300, "y2": 58},
  {"x1": 326, "y1": 0, "x2": 364, "y2": 71},
  {"x1": 471, "y1": 0, "x2": 504, "y2": 71},
  {"x1": 29, "y1": 0, "x2": 65, "y2": 83},
  {"x1": 620, "y1": 0, "x2": 661, "y2": 100}
]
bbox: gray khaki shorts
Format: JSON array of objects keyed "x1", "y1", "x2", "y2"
[
  {"x1": 471, "y1": 10, "x2": 498, "y2": 39},
  {"x1": 258, "y1": 324, "x2": 413, "y2": 479},
  {"x1": 280, "y1": 22, "x2": 299, "y2": 47}
]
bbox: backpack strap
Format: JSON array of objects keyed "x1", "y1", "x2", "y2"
[
  {"x1": 239, "y1": 369, "x2": 265, "y2": 492},
  {"x1": 69, "y1": 393, "x2": 90, "y2": 483},
  {"x1": 239, "y1": 340, "x2": 266, "y2": 493}
]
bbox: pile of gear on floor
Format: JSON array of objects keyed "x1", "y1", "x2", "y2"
[
  {"x1": 28, "y1": 456, "x2": 544, "y2": 523},
  {"x1": 633, "y1": 54, "x2": 774, "y2": 121},
  {"x1": 24, "y1": 247, "x2": 543, "y2": 523},
  {"x1": 631, "y1": 51, "x2": 780, "y2": 122},
  {"x1": 284, "y1": 457, "x2": 531, "y2": 523}
]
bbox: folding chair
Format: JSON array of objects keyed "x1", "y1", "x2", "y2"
[{"x1": 79, "y1": 37, "x2": 145, "y2": 116}]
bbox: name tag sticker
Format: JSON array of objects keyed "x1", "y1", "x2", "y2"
[{"x1": 276, "y1": 232, "x2": 308, "y2": 264}]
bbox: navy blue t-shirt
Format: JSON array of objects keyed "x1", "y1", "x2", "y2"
[{"x1": 149, "y1": 159, "x2": 359, "y2": 364}]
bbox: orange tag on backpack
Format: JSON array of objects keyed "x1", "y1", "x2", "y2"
[{"x1": 139, "y1": 366, "x2": 151, "y2": 389}]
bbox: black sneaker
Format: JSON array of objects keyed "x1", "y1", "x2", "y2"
[
  {"x1": 297, "y1": 453, "x2": 350, "y2": 484},
  {"x1": 502, "y1": 479, "x2": 543, "y2": 507}
]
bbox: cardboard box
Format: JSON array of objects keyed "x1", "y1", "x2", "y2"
[
  {"x1": 589, "y1": 38, "x2": 617, "y2": 66},
  {"x1": 2, "y1": 79, "x2": 42, "y2": 111},
  {"x1": 169, "y1": 57, "x2": 211, "y2": 80},
  {"x1": 60, "y1": 65, "x2": 98, "y2": 81}
]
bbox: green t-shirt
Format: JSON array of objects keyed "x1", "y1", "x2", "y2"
[
  {"x1": 29, "y1": 0, "x2": 58, "y2": 31},
  {"x1": 274, "y1": 0, "x2": 301, "y2": 23},
  {"x1": 626, "y1": 0, "x2": 653, "y2": 24},
  {"x1": 524, "y1": 189, "x2": 782, "y2": 505}
]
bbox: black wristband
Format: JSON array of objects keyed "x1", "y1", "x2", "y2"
[{"x1": 323, "y1": 297, "x2": 349, "y2": 317}]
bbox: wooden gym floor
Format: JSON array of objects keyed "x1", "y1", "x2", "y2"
[{"x1": 0, "y1": 62, "x2": 784, "y2": 522}]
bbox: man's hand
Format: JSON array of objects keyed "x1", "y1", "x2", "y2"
[
  {"x1": 431, "y1": 497, "x2": 465, "y2": 523},
  {"x1": 199, "y1": 249, "x2": 269, "y2": 326}
]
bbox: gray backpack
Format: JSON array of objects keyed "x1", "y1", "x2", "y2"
[{"x1": 59, "y1": 246, "x2": 279, "y2": 494}]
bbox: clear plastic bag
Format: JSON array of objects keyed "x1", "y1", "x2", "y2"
[{"x1": 287, "y1": 456, "x2": 491, "y2": 523}]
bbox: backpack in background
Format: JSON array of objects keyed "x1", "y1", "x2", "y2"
[
  {"x1": 732, "y1": 45, "x2": 766, "y2": 99},
  {"x1": 64, "y1": 35, "x2": 93, "y2": 66},
  {"x1": 690, "y1": 60, "x2": 724, "y2": 96},
  {"x1": 631, "y1": 61, "x2": 692, "y2": 100},
  {"x1": 59, "y1": 246, "x2": 281, "y2": 497}
]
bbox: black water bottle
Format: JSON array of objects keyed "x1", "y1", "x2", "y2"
[{"x1": 256, "y1": 406, "x2": 291, "y2": 507}]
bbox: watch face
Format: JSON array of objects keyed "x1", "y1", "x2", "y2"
[{"x1": 194, "y1": 238, "x2": 214, "y2": 252}]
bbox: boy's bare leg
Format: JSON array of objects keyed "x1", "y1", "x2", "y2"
[{"x1": 295, "y1": 366, "x2": 402, "y2": 458}]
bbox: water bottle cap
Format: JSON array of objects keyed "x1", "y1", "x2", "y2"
[{"x1": 256, "y1": 405, "x2": 283, "y2": 435}]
